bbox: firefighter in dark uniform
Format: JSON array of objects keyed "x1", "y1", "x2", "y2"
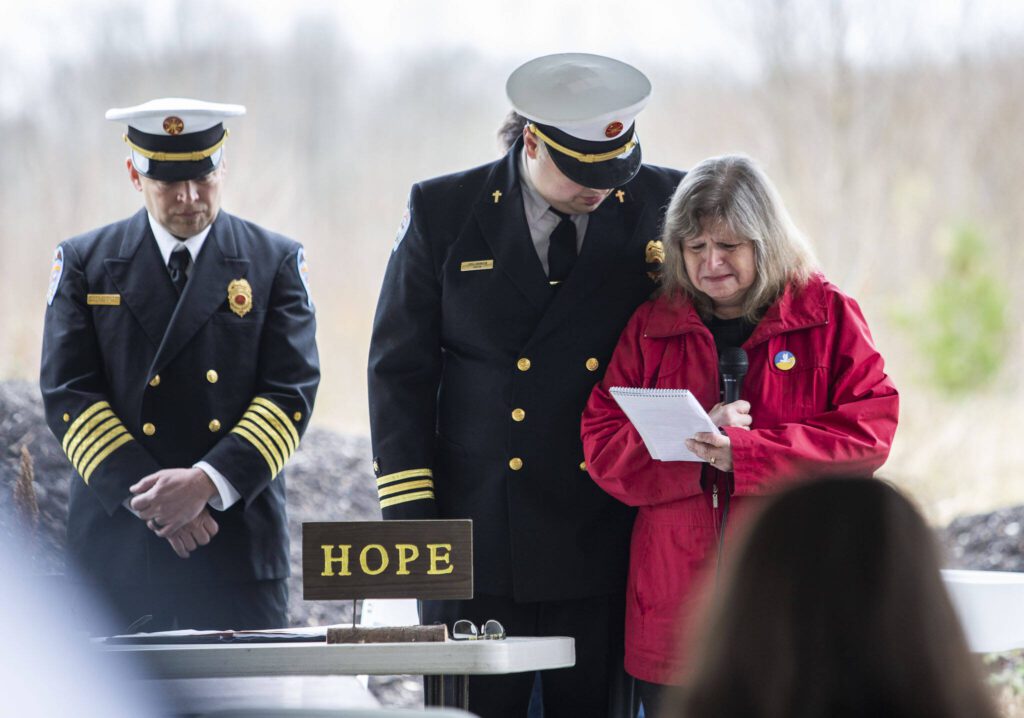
[
  {"x1": 368, "y1": 55, "x2": 684, "y2": 717},
  {"x1": 40, "y1": 98, "x2": 319, "y2": 632}
]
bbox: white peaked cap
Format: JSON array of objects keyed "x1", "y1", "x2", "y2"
[
  {"x1": 506, "y1": 53, "x2": 651, "y2": 142},
  {"x1": 105, "y1": 97, "x2": 246, "y2": 136}
]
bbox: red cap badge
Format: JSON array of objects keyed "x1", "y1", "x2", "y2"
[{"x1": 604, "y1": 121, "x2": 624, "y2": 138}]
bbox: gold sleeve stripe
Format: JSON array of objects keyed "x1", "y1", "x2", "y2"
[
  {"x1": 248, "y1": 404, "x2": 295, "y2": 454},
  {"x1": 63, "y1": 403, "x2": 114, "y2": 454},
  {"x1": 248, "y1": 403, "x2": 297, "y2": 454},
  {"x1": 69, "y1": 415, "x2": 120, "y2": 467},
  {"x1": 379, "y1": 490, "x2": 436, "y2": 509},
  {"x1": 62, "y1": 400, "x2": 111, "y2": 452},
  {"x1": 75, "y1": 425, "x2": 128, "y2": 474},
  {"x1": 232, "y1": 425, "x2": 282, "y2": 477},
  {"x1": 378, "y1": 479, "x2": 435, "y2": 498},
  {"x1": 66, "y1": 407, "x2": 116, "y2": 462},
  {"x1": 377, "y1": 468, "x2": 434, "y2": 487},
  {"x1": 236, "y1": 419, "x2": 285, "y2": 474},
  {"x1": 252, "y1": 397, "x2": 300, "y2": 446},
  {"x1": 242, "y1": 411, "x2": 292, "y2": 462},
  {"x1": 81, "y1": 433, "x2": 135, "y2": 483}
]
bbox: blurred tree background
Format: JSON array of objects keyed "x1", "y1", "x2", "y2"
[{"x1": 2, "y1": 0, "x2": 1022, "y2": 522}]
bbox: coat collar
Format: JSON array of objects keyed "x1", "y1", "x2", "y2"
[
  {"x1": 473, "y1": 138, "x2": 650, "y2": 330},
  {"x1": 644, "y1": 273, "x2": 830, "y2": 345},
  {"x1": 149, "y1": 210, "x2": 248, "y2": 373},
  {"x1": 104, "y1": 208, "x2": 177, "y2": 347},
  {"x1": 530, "y1": 187, "x2": 646, "y2": 344},
  {"x1": 473, "y1": 139, "x2": 551, "y2": 311},
  {"x1": 103, "y1": 209, "x2": 249, "y2": 369}
]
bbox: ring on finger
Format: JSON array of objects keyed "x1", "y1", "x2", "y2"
[{"x1": 709, "y1": 456, "x2": 716, "y2": 465}]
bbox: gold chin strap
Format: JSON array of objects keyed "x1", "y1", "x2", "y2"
[
  {"x1": 529, "y1": 123, "x2": 635, "y2": 164},
  {"x1": 123, "y1": 129, "x2": 229, "y2": 161}
]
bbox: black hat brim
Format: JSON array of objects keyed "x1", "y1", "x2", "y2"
[
  {"x1": 128, "y1": 123, "x2": 224, "y2": 182},
  {"x1": 136, "y1": 156, "x2": 220, "y2": 182},
  {"x1": 532, "y1": 122, "x2": 643, "y2": 189},
  {"x1": 546, "y1": 140, "x2": 642, "y2": 189}
]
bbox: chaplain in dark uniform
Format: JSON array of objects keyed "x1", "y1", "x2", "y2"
[
  {"x1": 368, "y1": 55, "x2": 684, "y2": 717},
  {"x1": 40, "y1": 98, "x2": 320, "y2": 633}
]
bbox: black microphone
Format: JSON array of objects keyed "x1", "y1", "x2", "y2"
[{"x1": 719, "y1": 347, "x2": 748, "y2": 404}]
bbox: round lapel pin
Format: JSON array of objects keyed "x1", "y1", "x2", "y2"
[{"x1": 774, "y1": 350, "x2": 796, "y2": 371}]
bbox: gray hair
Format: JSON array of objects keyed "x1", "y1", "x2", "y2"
[{"x1": 660, "y1": 155, "x2": 817, "y2": 321}]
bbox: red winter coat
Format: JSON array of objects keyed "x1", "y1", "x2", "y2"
[{"x1": 580, "y1": 273, "x2": 899, "y2": 684}]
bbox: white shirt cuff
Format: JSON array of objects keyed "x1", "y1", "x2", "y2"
[
  {"x1": 196, "y1": 461, "x2": 241, "y2": 510},
  {"x1": 123, "y1": 497, "x2": 142, "y2": 518}
]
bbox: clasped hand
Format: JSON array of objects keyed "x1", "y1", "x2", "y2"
[
  {"x1": 130, "y1": 468, "x2": 220, "y2": 558},
  {"x1": 685, "y1": 400, "x2": 752, "y2": 472}
]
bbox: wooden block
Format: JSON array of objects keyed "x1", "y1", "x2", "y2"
[{"x1": 326, "y1": 625, "x2": 448, "y2": 644}]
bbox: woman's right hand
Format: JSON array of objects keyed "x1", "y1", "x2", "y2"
[{"x1": 709, "y1": 400, "x2": 752, "y2": 430}]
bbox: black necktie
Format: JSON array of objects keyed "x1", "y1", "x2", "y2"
[
  {"x1": 547, "y1": 209, "x2": 577, "y2": 284},
  {"x1": 168, "y1": 248, "x2": 191, "y2": 296}
]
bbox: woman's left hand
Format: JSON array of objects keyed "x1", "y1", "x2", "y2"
[{"x1": 686, "y1": 432, "x2": 733, "y2": 472}]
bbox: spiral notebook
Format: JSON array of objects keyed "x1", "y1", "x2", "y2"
[{"x1": 609, "y1": 387, "x2": 718, "y2": 462}]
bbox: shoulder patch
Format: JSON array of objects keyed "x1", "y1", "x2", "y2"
[
  {"x1": 393, "y1": 201, "x2": 412, "y2": 253},
  {"x1": 46, "y1": 246, "x2": 64, "y2": 306},
  {"x1": 296, "y1": 247, "x2": 313, "y2": 309}
]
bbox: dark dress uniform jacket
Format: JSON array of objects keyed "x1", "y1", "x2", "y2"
[
  {"x1": 369, "y1": 139, "x2": 683, "y2": 601},
  {"x1": 41, "y1": 209, "x2": 319, "y2": 588}
]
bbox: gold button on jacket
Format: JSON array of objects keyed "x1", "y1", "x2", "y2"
[
  {"x1": 206, "y1": 369, "x2": 219, "y2": 383},
  {"x1": 209, "y1": 419, "x2": 222, "y2": 432},
  {"x1": 586, "y1": 358, "x2": 600, "y2": 372},
  {"x1": 517, "y1": 358, "x2": 531, "y2": 371},
  {"x1": 509, "y1": 457, "x2": 524, "y2": 471},
  {"x1": 142, "y1": 422, "x2": 156, "y2": 436},
  {"x1": 511, "y1": 408, "x2": 526, "y2": 422},
  {"x1": 149, "y1": 375, "x2": 161, "y2": 387}
]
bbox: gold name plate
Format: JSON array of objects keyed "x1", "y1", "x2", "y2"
[
  {"x1": 87, "y1": 294, "x2": 121, "y2": 306},
  {"x1": 460, "y1": 260, "x2": 494, "y2": 272}
]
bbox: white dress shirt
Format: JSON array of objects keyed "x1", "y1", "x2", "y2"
[
  {"x1": 148, "y1": 213, "x2": 212, "y2": 268},
  {"x1": 518, "y1": 150, "x2": 588, "y2": 277}
]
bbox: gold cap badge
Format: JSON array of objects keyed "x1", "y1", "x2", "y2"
[
  {"x1": 163, "y1": 116, "x2": 185, "y2": 135},
  {"x1": 228, "y1": 278, "x2": 253, "y2": 317}
]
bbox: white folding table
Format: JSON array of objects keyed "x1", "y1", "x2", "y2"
[{"x1": 104, "y1": 636, "x2": 575, "y2": 710}]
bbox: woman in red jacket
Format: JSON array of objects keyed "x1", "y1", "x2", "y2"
[{"x1": 580, "y1": 155, "x2": 899, "y2": 715}]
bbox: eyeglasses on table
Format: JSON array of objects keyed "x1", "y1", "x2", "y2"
[{"x1": 451, "y1": 618, "x2": 506, "y2": 641}]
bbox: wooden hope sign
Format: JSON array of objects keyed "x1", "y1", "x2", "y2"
[{"x1": 302, "y1": 520, "x2": 473, "y2": 600}]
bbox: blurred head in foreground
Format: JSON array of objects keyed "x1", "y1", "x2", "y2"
[
  {"x1": 670, "y1": 477, "x2": 998, "y2": 718},
  {"x1": 0, "y1": 518, "x2": 163, "y2": 717}
]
